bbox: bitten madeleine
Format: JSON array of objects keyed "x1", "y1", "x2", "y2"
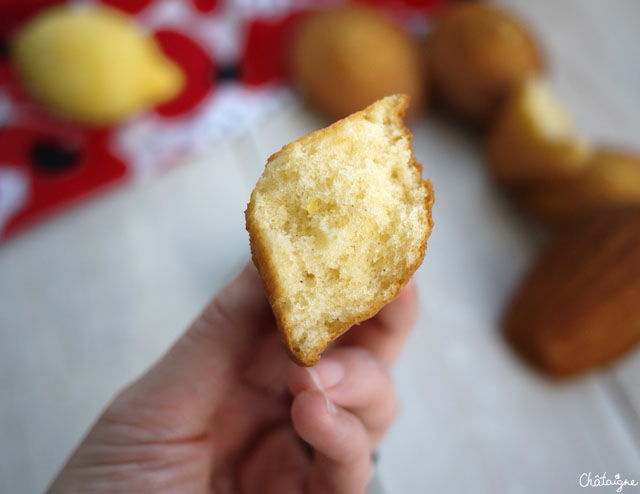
[
  {"x1": 288, "y1": 6, "x2": 423, "y2": 121},
  {"x1": 246, "y1": 95, "x2": 434, "y2": 366},
  {"x1": 427, "y1": 4, "x2": 542, "y2": 124},
  {"x1": 486, "y1": 78, "x2": 591, "y2": 185},
  {"x1": 504, "y1": 208, "x2": 640, "y2": 377}
]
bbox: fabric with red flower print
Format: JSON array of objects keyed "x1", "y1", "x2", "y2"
[{"x1": 0, "y1": 0, "x2": 444, "y2": 240}]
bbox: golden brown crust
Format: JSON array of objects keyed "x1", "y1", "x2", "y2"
[
  {"x1": 288, "y1": 5, "x2": 424, "y2": 122},
  {"x1": 427, "y1": 4, "x2": 543, "y2": 125},
  {"x1": 503, "y1": 208, "x2": 640, "y2": 376},
  {"x1": 246, "y1": 95, "x2": 434, "y2": 366},
  {"x1": 516, "y1": 148, "x2": 640, "y2": 226}
]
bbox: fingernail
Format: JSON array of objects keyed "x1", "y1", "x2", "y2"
[
  {"x1": 314, "y1": 359, "x2": 345, "y2": 389},
  {"x1": 305, "y1": 367, "x2": 339, "y2": 415}
]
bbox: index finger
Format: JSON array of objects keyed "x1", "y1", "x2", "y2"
[
  {"x1": 107, "y1": 262, "x2": 274, "y2": 438},
  {"x1": 335, "y1": 278, "x2": 419, "y2": 366}
]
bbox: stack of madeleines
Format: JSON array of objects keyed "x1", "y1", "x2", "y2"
[{"x1": 287, "y1": 3, "x2": 640, "y2": 376}]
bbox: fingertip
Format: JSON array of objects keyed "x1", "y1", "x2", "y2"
[
  {"x1": 405, "y1": 277, "x2": 418, "y2": 298},
  {"x1": 292, "y1": 389, "x2": 372, "y2": 466},
  {"x1": 396, "y1": 277, "x2": 418, "y2": 308},
  {"x1": 287, "y1": 358, "x2": 346, "y2": 396},
  {"x1": 376, "y1": 278, "x2": 419, "y2": 330},
  {"x1": 233, "y1": 261, "x2": 264, "y2": 296},
  {"x1": 287, "y1": 362, "x2": 309, "y2": 396}
]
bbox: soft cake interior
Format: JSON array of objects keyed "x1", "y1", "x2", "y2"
[{"x1": 249, "y1": 96, "x2": 430, "y2": 356}]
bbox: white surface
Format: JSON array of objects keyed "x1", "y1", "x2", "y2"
[
  {"x1": 0, "y1": 142, "x2": 251, "y2": 491},
  {"x1": 1, "y1": 0, "x2": 640, "y2": 492}
]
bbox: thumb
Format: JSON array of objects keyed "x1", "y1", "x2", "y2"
[
  {"x1": 291, "y1": 385, "x2": 372, "y2": 494},
  {"x1": 108, "y1": 262, "x2": 273, "y2": 439}
]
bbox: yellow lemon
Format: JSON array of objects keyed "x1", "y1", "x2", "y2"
[{"x1": 12, "y1": 5, "x2": 183, "y2": 125}]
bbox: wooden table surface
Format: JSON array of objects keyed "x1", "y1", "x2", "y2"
[{"x1": 1, "y1": 1, "x2": 639, "y2": 492}]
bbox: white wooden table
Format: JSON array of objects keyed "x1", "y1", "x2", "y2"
[{"x1": 1, "y1": 1, "x2": 639, "y2": 492}]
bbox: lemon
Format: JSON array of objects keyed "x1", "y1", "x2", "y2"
[{"x1": 12, "y1": 5, "x2": 184, "y2": 125}]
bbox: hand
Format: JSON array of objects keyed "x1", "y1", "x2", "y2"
[{"x1": 48, "y1": 263, "x2": 419, "y2": 494}]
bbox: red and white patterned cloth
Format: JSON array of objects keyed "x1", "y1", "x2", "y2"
[{"x1": 0, "y1": 0, "x2": 443, "y2": 240}]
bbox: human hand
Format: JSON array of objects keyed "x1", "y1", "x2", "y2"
[{"x1": 48, "y1": 263, "x2": 419, "y2": 494}]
